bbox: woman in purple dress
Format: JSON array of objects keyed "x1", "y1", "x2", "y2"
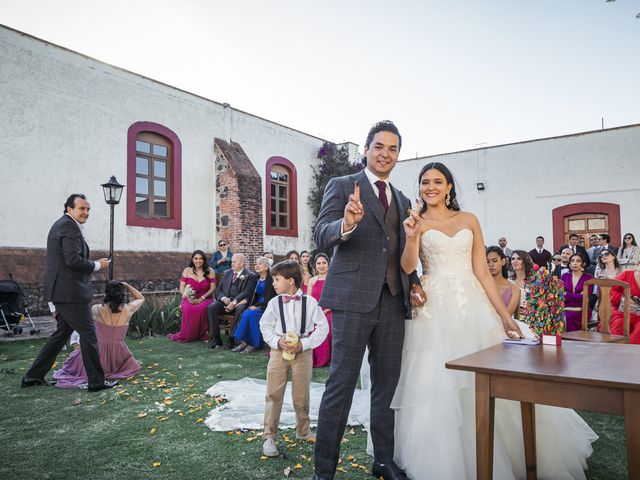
[
  {"x1": 561, "y1": 253, "x2": 594, "y2": 332},
  {"x1": 307, "y1": 253, "x2": 332, "y2": 367},
  {"x1": 54, "y1": 281, "x2": 144, "y2": 388},
  {"x1": 169, "y1": 250, "x2": 216, "y2": 342}
]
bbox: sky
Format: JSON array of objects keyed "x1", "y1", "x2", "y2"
[{"x1": 1, "y1": 0, "x2": 638, "y2": 159}]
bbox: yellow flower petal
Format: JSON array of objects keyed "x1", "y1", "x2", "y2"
[
  {"x1": 152, "y1": 462, "x2": 161, "y2": 467},
  {"x1": 150, "y1": 427, "x2": 157, "y2": 435},
  {"x1": 137, "y1": 412, "x2": 148, "y2": 418},
  {"x1": 294, "y1": 464, "x2": 302, "y2": 469}
]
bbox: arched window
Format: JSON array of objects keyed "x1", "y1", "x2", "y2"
[
  {"x1": 265, "y1": 157, "x2": 298, "y2": 237},
  {"x1": 127, "y1": 122, "x2": 182, "y2": 229}
]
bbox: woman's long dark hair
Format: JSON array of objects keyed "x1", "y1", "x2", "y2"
[
  {"x1": 189, "y1": 250, "x2": 212, "y2": 277},
  {"x1": 510, "y1": 250, "x2": 534, "y2": 281},
  {"x1": 621, "y1": 233, "x2": 637, "y2": 256},
  {"x1": 104, "y1": 280, "x2": 126, "y2": 313},
  {"x1": 300, "y1": 250, "x2": 315, "y2": 276},
  {"x1": 486, "y1": 246, "x2": 508, "y2": 279},
  {"x1": 417, "y1": 162, "x2": 461, "y2": 214},
  {"x1": 597, "y1": 249, "x2": 620, "y2": 271}
]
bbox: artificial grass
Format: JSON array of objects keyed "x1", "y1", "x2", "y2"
[{"x1": 0, "y1": 337, "x2": 627, "y2": 479}]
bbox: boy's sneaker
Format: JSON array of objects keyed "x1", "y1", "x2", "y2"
[
  {"x1": 262, "y1": 438, "x2": 279, "y2": 457},
  {"x1": 296, "y1": 431, "x2": 316, "y2": 441}
]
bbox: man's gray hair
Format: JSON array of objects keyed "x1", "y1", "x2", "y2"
[{"x1": 232, "y1": 253, "x2": 246, "y2": 266}]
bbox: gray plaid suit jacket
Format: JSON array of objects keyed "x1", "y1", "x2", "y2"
[{"x1": 314, "y1": 169, "x2": 417, "y2": 318}]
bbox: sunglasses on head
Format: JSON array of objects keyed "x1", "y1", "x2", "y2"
[{"x1": 600, "y1": 252, "x2": 611, "y2": 257}]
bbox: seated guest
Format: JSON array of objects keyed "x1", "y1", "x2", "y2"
[
  {"x1": 510, "y1": 250, "x2": 535, "y2": 318},
  {"x1": 558, "y1": 233, "x2": 591, "y2": 269},
  {"x1": 617, "y1": 233, "x2": 639, "y2": 271},
  {"x1": 233, "y1": 256, "x2": 277, "y2": 353},
  {"x1": 211, "y1": 240, "x2": 233, "y2": 284},
  {"x1": 307, "y1": 253, "x2": 332, "y2": 367},
  {"x1": 487, "y1": 247, "x2": 520, "y2": 317},
  {"x1": 608, "y1": 268, "x2": 640, "y2": 344},
  {"x1": 207, "y1": 253, "x2": 256, "y2": 349},
  {"x1": 552, "y1": 247, "x2": 573, "y2": 278},
  {"x1": 528, "y1": 236, "x2": 552, "y2": 269},
  {"x1": 54, "y1": 281, "x2": 144, "y2": 388},
  {"x1": 169, "y1": 250, "x2": 215, "y2": 343},
  {"x1": 592, "y1": 248, "x2": 622, "y2": 322},
  {"x1": 561, "y1": 254, "x2": 594, "y2": 332}
]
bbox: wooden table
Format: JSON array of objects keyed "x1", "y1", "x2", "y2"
[{"x1": 445, "y1": 341, "x2": 640, "y2": 480}]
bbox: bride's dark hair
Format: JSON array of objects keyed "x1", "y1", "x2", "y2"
[{"x1": 417, "y1": 162, "x2": 461, "y2": 214}]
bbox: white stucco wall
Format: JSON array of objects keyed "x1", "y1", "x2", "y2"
[
  {"x1": 393, "y1": 125, "x2": 640, "y2": 253},
  {"x1": 0, "y1": 26, "x2": 324, "y2": 254}
]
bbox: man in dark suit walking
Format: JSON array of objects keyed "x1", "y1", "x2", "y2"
[
  {"x1": 22, "y1": 194, "x2": 114, "y2": 391},
  {"x1": 313, "y1": 121, "x2": 425, "y2": 480},
  {"x1": 206, "y1": 253, "x2": 256, "y2": 349}
]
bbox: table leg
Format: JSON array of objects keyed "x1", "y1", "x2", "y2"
[
  {"x1": 476, "y1": 372, "x2": 495, "y2": 480},
  {"x1": 520, "y1": 402, "x2": 537, "y2": 480},
  {"x1": 624, "y1": 390, "x2": 640, "y2": 479}
]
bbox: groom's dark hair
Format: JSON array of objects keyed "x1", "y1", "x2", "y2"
[{"x1": 364, "y1": 120, "x2": 402, "y2": 153}]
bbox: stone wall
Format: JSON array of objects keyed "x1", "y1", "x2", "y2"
[
  {"x1": 0, "y1": 248, "x2": 190, "y2": 315},
  {"x1": 214, "y1": 138, "x2": 264, "y2": 266}
]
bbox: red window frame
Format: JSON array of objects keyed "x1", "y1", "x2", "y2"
[
  {"x1": 265, "y1": 156, "x2": 298, "y2": 237},
  {"x1": 127, "y1": 122, "x2": 182, "y2": 229}
]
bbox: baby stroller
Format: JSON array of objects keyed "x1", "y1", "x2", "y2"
[{"x1": 0, "y1": 276, "x2": 39, "y2": 336}]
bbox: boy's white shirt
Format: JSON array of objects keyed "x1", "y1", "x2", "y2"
[{"x1": 259, "y1": 288, "x2": 329, "y2": 351}]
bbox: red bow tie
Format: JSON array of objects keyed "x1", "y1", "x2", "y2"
[{"x1": 282, "y1": 294, "x2": 301, "y2": 304}]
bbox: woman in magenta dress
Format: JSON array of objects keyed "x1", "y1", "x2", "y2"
[
  {"x1": 609, "y1": 268, "x2": 640, "y2": 343},
  {"x1": 561, "y1": 253, "x2": 594, "y2": 332},
  {"x1": 169, "y1": 250, "x2": 216, "y2": 342},
  {"x1": 54, "y1": 281, "x2": 144, "y2": 388},
  {"x1": 307, "y1": 253, "x2": 332, "y2": 367}
]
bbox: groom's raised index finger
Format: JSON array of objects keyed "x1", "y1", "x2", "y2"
[{"x1": 353, "y1": 180, "x2": 360, "y2": 200}]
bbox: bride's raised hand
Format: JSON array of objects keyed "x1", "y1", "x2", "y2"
[{"x1": 403, "y1": 206, "x2": 421, "y2": 240}]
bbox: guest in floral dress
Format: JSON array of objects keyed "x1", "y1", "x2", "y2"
[
  {"x1": 307, "y1": 253, "x2": 332, "y2": 367},
  {"x1": 170, "y1": 250, "x2": 216, "y2": 342}
]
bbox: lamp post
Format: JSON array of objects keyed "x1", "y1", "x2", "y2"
[{"x1": 101, "y1": 176, "x2": 124, "y2": 280}]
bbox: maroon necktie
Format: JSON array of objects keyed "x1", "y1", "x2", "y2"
[
  {"x1": 282, "y1": 294, "x2": 301, "y2": 304},
  {"x1": 374, "y1": 180, "x2": 389, "y2": 213},
  {"x1": 232, "y1": 272, "x2": 237, "y2": 283}
]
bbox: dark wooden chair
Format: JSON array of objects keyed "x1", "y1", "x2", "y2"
[{"x1": 562, "y1": 278, "x2": 631, "y2": 343}]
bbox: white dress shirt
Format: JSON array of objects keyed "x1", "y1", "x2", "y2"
[{"x1": 259, "y1": 289, "x2": 329, "y2": 351}]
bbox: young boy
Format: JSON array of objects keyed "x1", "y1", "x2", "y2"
[{"x1": 259, "y1": 260, "x2": 329, "y2": 457}]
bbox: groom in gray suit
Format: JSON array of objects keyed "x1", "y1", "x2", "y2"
[{"x1": 313, "y1": 121, "x2": 425, "y2": 480}]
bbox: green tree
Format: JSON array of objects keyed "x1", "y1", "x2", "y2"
[{"x1": 308, "y1": 141, "x2": 363, "y2": 239}]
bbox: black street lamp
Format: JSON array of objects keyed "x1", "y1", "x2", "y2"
[{"x1": 101, "y1": 176, "x2": 124, "y2": 280}]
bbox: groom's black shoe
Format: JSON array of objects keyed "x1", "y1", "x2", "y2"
[
  {"x1": 87, "y1": 380, "x2": 118, "y2": 392},
  {"x1": 21, "y1": 376, "x2": 56, "y2": 387},
  {"x1": 371, "y1": 461, "x2": 408, "y2": 480}
]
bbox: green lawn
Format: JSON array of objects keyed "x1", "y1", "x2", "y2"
[{"x1": 0, "y1": 337, "x2": 626, "y2": 480}]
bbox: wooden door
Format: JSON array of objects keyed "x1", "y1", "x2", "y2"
[{"x1": 563, "y1": 214, "x2": 609, "y2": 248}]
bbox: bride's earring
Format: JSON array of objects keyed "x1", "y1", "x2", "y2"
[{"x1": 445, "y1": 193, "x2": 451, "y2": 207}]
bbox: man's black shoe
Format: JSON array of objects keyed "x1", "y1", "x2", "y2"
[
  {"x1": 87, "y1": 380, "x2": 118, "y2": 392},
  {"x1": 371, "y1": 461, "x2": 408, "y2": 480},
  {"x1": 21, "y1": 376, "x2": 56, "y2": 387}
]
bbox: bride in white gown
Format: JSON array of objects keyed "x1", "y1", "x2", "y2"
[{"x1": 391, "y1": 162, "x2": 597, "y2": 480}]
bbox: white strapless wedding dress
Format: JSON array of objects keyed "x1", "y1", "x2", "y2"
[{"x1": 391, "y1": 228, "x2": 597, "y2": 480}]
